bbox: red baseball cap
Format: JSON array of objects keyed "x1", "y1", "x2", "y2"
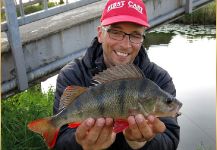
[{"x1": 100, "y1": 0, "x2": 150, "y2": 27}]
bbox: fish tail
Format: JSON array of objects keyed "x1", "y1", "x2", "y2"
[{"x1": 27, "y1": 117, "x2": 59, "y2": 149}]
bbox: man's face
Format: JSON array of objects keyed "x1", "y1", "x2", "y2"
[{"x1": 97, "y1": 22, "x2": 145, "y2": 67}]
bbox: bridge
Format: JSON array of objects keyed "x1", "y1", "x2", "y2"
[{"x1": 1, "y1": 0, "x2": 213, "y2": 97}]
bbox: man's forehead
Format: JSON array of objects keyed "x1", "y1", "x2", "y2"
[
  {"x1": 110, "y1": 22, "x2": 144, "y2": 28},
  {"x1": 108, "y1": 22, "x2": 145, "y2": 32}
]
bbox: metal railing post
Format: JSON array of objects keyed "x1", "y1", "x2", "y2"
[
  {"x1": 186, "y1": 0, "x2": 193, "y2": 13},
  {"x1": 43, "y1": 0, "x2": 48, "y2": 10},
  {"x1": 19, "y1": 0, "x2": 25, "y2": 17},
  {"x1": 3, "y1": 0, "x2": 28, "y2": 91}
]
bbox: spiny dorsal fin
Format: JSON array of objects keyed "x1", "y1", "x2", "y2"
[
  {"x1": 93, "y1": 64, "x2": 144, "y2": 84},
  {"x1": 59, "y1": 86, "x2": 87, "y2": 110}
]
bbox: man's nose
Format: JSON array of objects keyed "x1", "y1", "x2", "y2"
[{"x1": 120, "y1": 35, "x2": 132, "y2": 48}]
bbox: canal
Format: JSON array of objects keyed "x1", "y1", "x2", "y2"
[
  {"x1": 145, "y1": 24, "x2": 216, "y2": 150},
  {"x1": 41, "y1": 23, "x2": 216, "y2": 150}
]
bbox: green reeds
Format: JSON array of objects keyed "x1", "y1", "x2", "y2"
[
  {"x1": 2, "y1": 85, "x2": 54, "y2": 150},
  {"x1": 175, "y1": 1, "x2": 216, "y2": 25}
]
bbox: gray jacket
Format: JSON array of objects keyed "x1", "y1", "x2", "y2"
[{"x1": 53, "y1": 37, "x2": 180, "y2": 150}]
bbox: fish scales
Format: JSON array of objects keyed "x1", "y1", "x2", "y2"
[
  {"x1": 54, "y1": 79, "x2": 142, "y2": 127},
  {"x1": 67, "y1": 79, "x2": 146, "y2": 120}
]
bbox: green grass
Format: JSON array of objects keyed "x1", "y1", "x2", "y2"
[{"x1": 2, "y1": 85, "x2": 54, "y2": 150}]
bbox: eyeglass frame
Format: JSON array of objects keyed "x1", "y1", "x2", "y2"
[{"x1": 101, "y1": 26, "x2": 145, "y2": 44}]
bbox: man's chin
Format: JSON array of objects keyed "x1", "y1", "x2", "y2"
[{"x1": 113, "y1": 61, "x2": 130, "y2": 66}]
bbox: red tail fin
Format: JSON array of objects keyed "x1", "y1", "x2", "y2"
[{"x1": 28, "y1": 117, "x2": 59, "y2": 148}]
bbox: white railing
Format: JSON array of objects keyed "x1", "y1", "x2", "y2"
[{"x1": 1, "y1": 0, "x2": 101, "y2": 31}]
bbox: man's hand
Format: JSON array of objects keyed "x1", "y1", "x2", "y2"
[
  {"x1": 75, "y1": 118, "x2": 116, "y2": 150},
  {"x1": 123, "y1": 114, "x2": 166, "y2": 149}
]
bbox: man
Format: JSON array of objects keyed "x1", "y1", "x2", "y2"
[{"x1": 54, "y1": 0, "x2": 180, "y2": 149}]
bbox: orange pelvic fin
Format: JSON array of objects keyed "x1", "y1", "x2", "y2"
[
  {"x1": 27, "y1": 117, "x2": 59, "y2": 149},
  {"x1": 68, "y1": 122, "x2": 81, "y2": 128},
  {"x1": 113, "y1": 119, "x2": 129, "y2": 133}
]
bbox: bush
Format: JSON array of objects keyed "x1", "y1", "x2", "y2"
[{"x1": 2, "y1": 85, "x2": 54, "y2": 150}]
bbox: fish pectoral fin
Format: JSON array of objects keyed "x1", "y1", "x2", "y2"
[
  {"x1": 59, "y1": 86, "x2": 87, "y2": 110},
  {"x1": 138, "y1": 102, "x2": 149, "y2": 117},
  {"x1": 68, "y1": 122, "x2": 81, "y2": 128},
  {"x1": 113, "y1": 119, "x2": 129, "y2": 133}
]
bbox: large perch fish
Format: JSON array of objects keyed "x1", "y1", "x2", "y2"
[{"x1": 28, "y1": 64, "x2": 182, "y2": 148}]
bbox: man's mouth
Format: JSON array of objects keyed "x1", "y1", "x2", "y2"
[{"x1": 115, "y1": 51, "x2": 129, "y2": 57}]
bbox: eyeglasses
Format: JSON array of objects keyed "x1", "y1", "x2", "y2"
[{"x1": 102, "y1": 26, "x2": 145, "y2": 44}]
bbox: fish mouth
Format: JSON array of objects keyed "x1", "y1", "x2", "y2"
[
  {"x1": 175, "y1": 102, "x2": 183, "y2": 116},
  {"x1": 169, "y1": 102, "x2": 182, "y2": 117},
  {"x1": 168, "y1": 98, "x2": 183, "y2": 117},
  {"x1": 155, "y1": 99, "x2": 183, "y2": 117}
]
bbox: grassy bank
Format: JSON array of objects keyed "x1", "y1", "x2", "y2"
[
  {"x1": 174, "y1": 1, "x2": 216, "y2": 25},
  {"x1": 2, "y1": 85, "x2": 54, "y2": 150}
]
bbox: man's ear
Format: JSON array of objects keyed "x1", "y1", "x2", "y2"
[{"x1": 97, "y1": 26, "x2": 103, "y2": 43}]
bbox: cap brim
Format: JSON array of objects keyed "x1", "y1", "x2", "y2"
[{"x1": 101, "y1": 15, "x2": 150, "y2": 28}]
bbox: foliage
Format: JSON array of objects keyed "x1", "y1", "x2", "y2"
[
  {"x1": 1, "y1": 2, "x2": 58, "y2": 22},
  {"x1": 143, "y1": 32, "x2": 175, "y2": 50},
  {"x1": 2, "y1": 84, "x2": 54, "y2": 150},
  {"x1": 174, "y1": 1, "x2": 216, "y2": 25},
  {"x1": 59, "y1": 0, "x2": 65, "y2": 5},
  {"x1": 23, "y1": 2, "x2": 57, "y2": 16}
]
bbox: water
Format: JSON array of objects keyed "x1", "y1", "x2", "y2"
[
  {"x1": 146, "y1": 24, "x2": 216, "y2": 150},
  {"x1": 41, "y1": 24, "x2": 216, "y2": 150}
]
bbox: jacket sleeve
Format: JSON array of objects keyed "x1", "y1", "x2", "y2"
[
  {"x1": 53, "y1": 59, "x2": 88, "y2": 114},
  {"x1": 53, "y1": 60, "x2": 86, "y2": 150}
]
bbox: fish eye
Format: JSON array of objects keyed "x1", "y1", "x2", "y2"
[{"x1": 166, "y1": 97, "x2": 173, "y2": 104}]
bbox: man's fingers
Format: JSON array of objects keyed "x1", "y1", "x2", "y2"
[
  {"x1": 147, "y1": 115, "x2": 166, "y2": 133},
  {"x1": 97, "y1": 118, "x2": 114, "y2": 144},
  {"x1": 75, "y1": 118, "x2": 116, "y2": 150},
  {"x1": 125, "y1": 116, "x2": 143, "y2": 141},
  {"x1": 75, "y1": 118, "x2": 95, "y2": 142},
  {"x1": 135, "y1": 114, "x2": 154, "y2": 141},
  {"x1": 85, "y1": 118, "x2": 105, "y2": 144}
]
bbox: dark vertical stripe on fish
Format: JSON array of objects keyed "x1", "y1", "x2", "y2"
[
  {"x1": 97, "y1": 84, "x2": 106, "y2": 115},
  {"x1": 138, "y1": 80, "x2": 145, "y2": 98},
  {"x1": 90, "y1": 85, "x2": 106, "y2": 115},
  {"x1": 74, "y1": 98, "x2": 83, "y2": 118},
  {"x1": 118, "y1": 80, "x2": 127, "y2": 115}
]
